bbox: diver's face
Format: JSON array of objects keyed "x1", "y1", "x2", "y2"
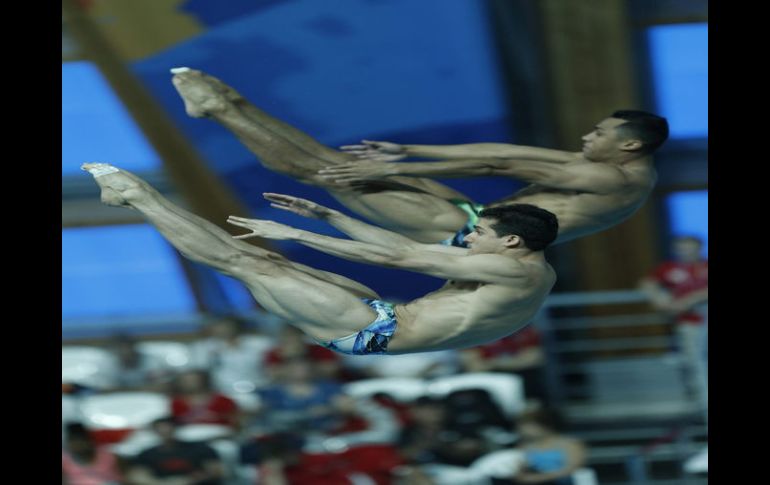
[
  {"x1": 463, "y1": 218, "x2": 510, "y2": 254},
  {"x1": 581, "y1": 117, "x2": 628, "y2": 160}
]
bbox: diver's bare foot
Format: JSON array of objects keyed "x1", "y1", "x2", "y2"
[
  {"x1": 170, "y1": 67, "x2": 240, "y2": 118},
  {"x1": 196, "y1": 70, "x2": 245, "y2": 104},
  {"x1": 81, "y1": 163, "x2": 151, "y2": 207}
]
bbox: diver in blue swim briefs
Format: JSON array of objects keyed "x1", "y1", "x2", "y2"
[
  {"x1": 86, "y1": 164, "x2": 558, "y2": 356},
  {"x1": 229, "y1": 194, "x2": 559, "y2": 355}
]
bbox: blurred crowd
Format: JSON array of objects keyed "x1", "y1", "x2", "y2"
[
  {"x1": 63, "y1": 234, "x2": 708, "y2": 484},
  {"x1": 62, "y1": 316, "x2": 588, "y2": 485}
]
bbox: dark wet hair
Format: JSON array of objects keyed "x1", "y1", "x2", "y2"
[
  {"x1": 611, "y1": 110, "x2": 669, "y2": 155},
  {"x1": 479, "y1": 204, "x2": 559, "y2": 251}
]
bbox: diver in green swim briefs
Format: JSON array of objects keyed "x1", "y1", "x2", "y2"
[
  {"x1": 84, "y1": 163, "x2": 557, "y2": 355},
  {"x1": 325, "y1": 111, "x2": 669, "y2": 246},
  {"x1": 169, "y1": 69, "x2": 667, "y2": 247}
]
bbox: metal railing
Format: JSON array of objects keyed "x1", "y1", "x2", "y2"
[{"x1": 536, "y1": 289, "x2": 707, "y2": 484}]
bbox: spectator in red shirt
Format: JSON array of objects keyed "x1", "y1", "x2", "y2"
[
  {"x1": 640, "y1": 235, "x2": 708, "y2": 419},
  {"x1": 170, "y1": 369, "x2": 240, "y2": 429},
  {"x1": 640, "y1": 235, "x2": 708, "y2": 323},
  {"x1": 459, "y1": 325, "x2": 547, "y2": 404}
]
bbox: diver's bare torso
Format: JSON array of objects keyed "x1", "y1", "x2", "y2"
[
  {"x1": 386, "y1": 261, "x2": 556, "y2": 353},
  {"x1": 492, "y1": 162, "x2": 656, "y2": 243}
]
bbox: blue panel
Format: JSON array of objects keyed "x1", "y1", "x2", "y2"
[
  {"x1": 129, "y1": 0, "x2": 515, "y2": 301},
  {"x1": 62, "y1": 61, "x2": 162, "y2": 175},
  {"x1": 133, "y1": 0, "x2": 509, "y2": 172},
  {"x1": 665, "y1": 190, "x2": 708, "y2": 256},
  {"x1": 181, "y1": 0, "x2": 284, "y2": 27},
  {"x1": 648, "y1": 23, "x2": 708, "y2": 139},
  {"x1": 62, "y1": 224, "x2": 198, "y2": 320}
]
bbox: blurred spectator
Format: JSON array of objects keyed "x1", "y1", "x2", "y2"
[
  {"x1": 639, "y1": 235, "x2": 708, "y2": 415},
  {"x1": 433, "y1": 428, "x2": 491, "y2": 468},
  {"x1": 170, "y1": 370, "x2": 240, "y2": 428},
  {"x1": 191, "y1": 316, "x2": 272, "y2": 395},
  {"x1": 443, "y1": 389, "x2": 514, "y2": 441},
  {"x1": 126, "y1": 417, "x2": 225, "y2": 485},
  {"x1": 639, "y1": 236, "x2": 708, "y2": 318},
  {"x1": 106, "y1": 334, "x2": 171, "y2": 391},
  {"x1": 398, "y1": 393, "x2": 510, "y2": 468},
  {"x1": 252, "y1": 357, "x2": 352, "y2": 434},
  {"x1": 502, "y1": 408, "x2": 587, "y2": 485},
  {"x1": 242, "y1": 432, "x2": 407, "y2": 485},
  {"x1": 460, "y1": 326, "x2": 547, "y2": 404},
  {"x1": 398, "y1": 397, "x2": 449, "y2": 464},
  {"x1": 248, "y1": 354, "x2": 400, "y2": 450},
  {"x1": 62, "y1": 422, "x2": 123, "y2": 485},
  {"x1": 263, "y1": 325, "x2": 342, "y2": 381}
]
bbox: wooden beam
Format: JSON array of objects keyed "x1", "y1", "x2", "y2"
[
  {"x1": 537, "y1": 0, "x2": 661, "y2": 291},
  {"x1": 62, "y1": 0, "x2": 251, "y2": 231},
  {"x1": 62, "y1": 0, "x2": 272, "y2": 315}
]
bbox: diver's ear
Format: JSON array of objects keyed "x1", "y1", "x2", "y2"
[
  {"x1": 620, "y1": 139, "x2": 643, "y2": 152},
  {"x1": 504, "y1": 235, "x2": 522, "y2": 248}
]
